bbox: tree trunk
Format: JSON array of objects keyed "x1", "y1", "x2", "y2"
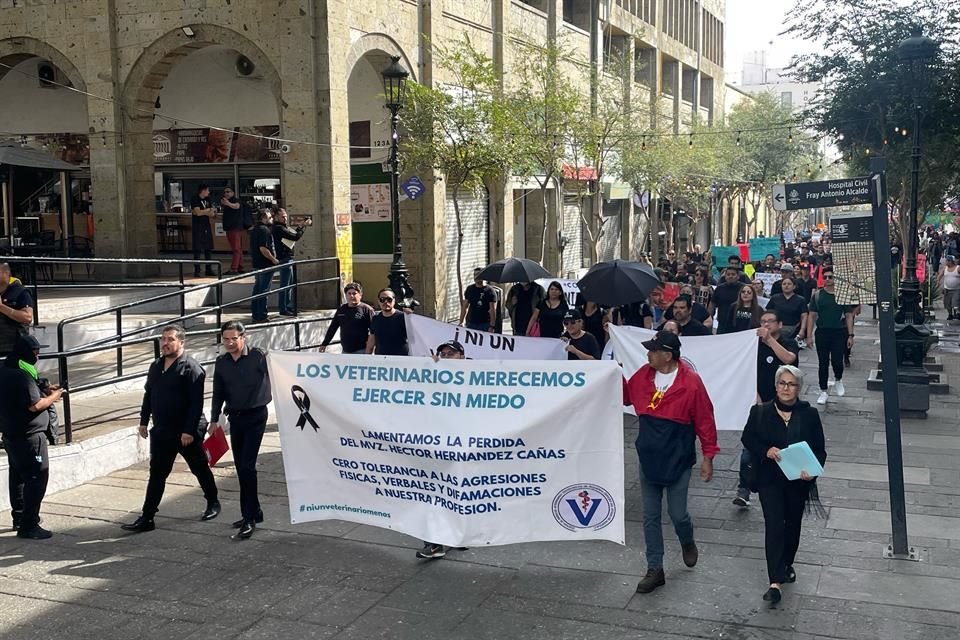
[{"x1": 452, "y1": 183, "x2": 465, "y2": 321}]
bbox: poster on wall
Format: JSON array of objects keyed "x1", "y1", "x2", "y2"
[
  {"x1": 350, "y1": 184, "x2": 392, "y2": 222},
  {"x1": 232, "y1": 126, "x2": 283, "y2": 162}
]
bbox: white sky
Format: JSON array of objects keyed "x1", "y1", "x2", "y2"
[{"x1": 723, "y1": 0, "x2": 816, "y2": 84}]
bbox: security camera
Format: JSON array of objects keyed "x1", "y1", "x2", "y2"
[{"x1": 279, "y1": 144, "x2": 291, "y2": 154}]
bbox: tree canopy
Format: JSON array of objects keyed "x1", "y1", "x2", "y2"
[{"x1": 785, "y1": 0, "x2": 960, "y2": 229}]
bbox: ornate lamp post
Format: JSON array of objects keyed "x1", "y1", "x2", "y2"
[
  {"x1": 894, "y1": 29, "x2": 938, "y2": 414},
  {"x1": 381, "y1": 56, "x2": 417, "y2": 308}
]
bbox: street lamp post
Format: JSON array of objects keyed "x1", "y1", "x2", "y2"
[
  {"x1": 893, "y1": 29, "x2": 938, "y2": 415},
  {"x1": 381, "y1": 56, "x2": 417, "y2": 308}
]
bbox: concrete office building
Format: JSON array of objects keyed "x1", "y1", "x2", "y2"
[{"x1": 0, "y1": 0, "x2": 725, "y2": 319}]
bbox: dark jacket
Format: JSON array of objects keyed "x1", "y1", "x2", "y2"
[
  {"x1": 740, "y1": 400, "x2": 827, "y2": 489},
  {"x1": 623, "y1": 362, "x2": 719, "y2": 485},
  {"x1": 272, "y1": 224, "x2": 306, "y2": 262}
]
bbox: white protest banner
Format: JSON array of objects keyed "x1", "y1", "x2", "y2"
[
  {"x1": 269, "y1": 353, "x2": 625, "y2": 547},
  {"x1": 604, "y1": 325, "x2": 758, "y2": 430},
  {"x1": 535, "y1": 278, "x2": 580, "y2": 307},
  {"x1": 755, "y1": 272, "x2": 782, "y2": 296},
  {"x1": 405, "y1": 314, "x2": 568, "y2": 360}
]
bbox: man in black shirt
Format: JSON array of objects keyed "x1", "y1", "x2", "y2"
[
  {"x1": 221, "y1": 186, "x2": 245, "y2": 275},
  {"x1": 768, "y1": 263, "x2": 792, "y2": 297},
  {"x1": 0, "y1": 263, "x2": 34, "y2": 358},
  {"x1": 0, "y1": 335, "x2": 62, "y2": 539},
  {"x1": 271, "y1": 207, "x2": 313, "y2": 316},
  {"x1": 121, "y1": 325, "x2": 220, "y2": 533},
  {"x1": 321, "y1": 282, "x2": 374, "y2": 354},
  {"x1": 209, "y1": 320, "x2": 272, "y2": 539},
  {"x1": 249, "y1": 209, "x2": 278, "y2": 323},
  {"x1": 561, "y1": 310, "x2": 600, "y2": 360},
  {"x1": 367, "y1": 288, "x2": 409, "y2": 355},
  {"x1": 710, "y1": 268, "x2": 744, "y2": 333},
  {"x1": 732, "y1": 309, "x2": 799, "y2": 509},
  {"x1": 190, "y1": 184, "x2": 217, "y2": 277},
  {"x1": 667, "y1": 296, "x2": 712, "y2": 337},
  {"x1": 461, "y1": 268, "x2": 497, "y2": 332},
  {"x1": 726, "y1": 256, "x2": 752, "y2": 284}
]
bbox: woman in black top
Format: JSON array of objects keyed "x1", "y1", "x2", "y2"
[
  {"x1": 741, "y1": 365, "x2": 826, "y2": 605},
  {"x1": 766, "y1": 276, "x2": 808, "y2": 340},
  {"x1": 576, "y1": 294, "x2": 606, "y2": 347},
  {"x1": 722, "y1": 285, "x2": 762, "y2": 333},
  {"x1": 527, "y1": 281, "x2": 568, "y2": 338}
]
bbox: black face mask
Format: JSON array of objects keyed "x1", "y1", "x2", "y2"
[{"x1": 15, "y1": 347, "x2": 38, "y2": 365}]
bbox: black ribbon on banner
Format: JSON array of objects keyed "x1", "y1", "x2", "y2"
[{"x1": 291, "y1": 385, "x2": 320, "y2": 432}]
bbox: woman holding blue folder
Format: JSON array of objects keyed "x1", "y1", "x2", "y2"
[{"x1": 741, "y1": 365, "x2": 827, "y2": 605}]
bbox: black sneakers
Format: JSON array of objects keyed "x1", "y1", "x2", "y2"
[
  {"x1": 416, "y1": 543, "x2": 447, "y2": 559},
  {"x1": 733, "y1": 489, "x2": 751, "y2": 508},
  {"x1": 16, "y1": 525, "x2": 52, "y2": 540}
]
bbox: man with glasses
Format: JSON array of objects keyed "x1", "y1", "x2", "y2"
[
  {"x1": 221, "y1": 187, "x2": 245, "y2": 275},
  {"x1": 321, "y1": 283, "x2": 374, "y2": 354},
  {"x1": 121, "y1": 325, "x2": 220, "y2": 534},
  {"x1": 367, "y1": 288, "x2": 409, "y2": 355},
  {"x1": 808, "y1": 267, "x2": 854, "y2": 405},
  {"x1": 733, "y1": 310, "x2": 799, "y2": 509},
  {"x1": 209, "y1": 320, "x2": 272, "y2": 539}
]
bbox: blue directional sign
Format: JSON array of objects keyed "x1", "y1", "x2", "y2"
[{"x1": 401, "y1": 176, "x2": 426, "y2": 201}]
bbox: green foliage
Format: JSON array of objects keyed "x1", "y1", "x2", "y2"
[{"x1": 785, "y1": 0, "x2": 960, "y2": 229}]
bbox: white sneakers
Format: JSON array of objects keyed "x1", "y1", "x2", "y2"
[
  {"x1": 817, "y1": 391, "x2": 829, "y2": 405},
  {"x1": 818, "y1": 381, "x2": 845, "y2": 405},
  {"x1": 834, "y1": 381, "x2": 846, "y2": 397}
]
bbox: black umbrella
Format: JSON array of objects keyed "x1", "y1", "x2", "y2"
[
  {"x1": 576, "y1": 260, "x2": 661, "y2": 307},
  {"x1": 475, "y1": 257, "x2": 552, "y2": 283}
]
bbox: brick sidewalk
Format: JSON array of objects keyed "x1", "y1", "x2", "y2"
[{"x1": 1, "y1": 316, "x2": 959, "y2": 639}]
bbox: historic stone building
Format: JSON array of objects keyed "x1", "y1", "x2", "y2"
[{"x1": 0, "y1": 0, "x2": 725, "y2": 318}]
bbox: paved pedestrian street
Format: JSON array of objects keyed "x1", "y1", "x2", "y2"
[{"x1": 2, "y1": 318, "x2": 960, "y2": 640}]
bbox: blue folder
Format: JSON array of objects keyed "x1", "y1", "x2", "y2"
[{"x1": 776, "y1": 441, "x2": 824, "y2": 480}]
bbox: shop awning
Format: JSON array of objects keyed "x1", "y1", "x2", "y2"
[{"x1": 0, "y1": 144, "x2": 80, "y2": 171}]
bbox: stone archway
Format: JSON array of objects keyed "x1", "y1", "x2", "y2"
[
  {"x1": 116, "y1": 25, "x2": 284, "y2": 259},
  {"x1": 345, "y1": 33, "x2": 418, "y2": 84},
  {"x1": 0, "y1": 36, "x2": 86, "y2": 91}
]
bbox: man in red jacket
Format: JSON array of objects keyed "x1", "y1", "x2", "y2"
[{"x1": 623, "y1": 331, "x2": 718, "y2": 594}]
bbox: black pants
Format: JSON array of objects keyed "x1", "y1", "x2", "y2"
[
  {"x1": 142, "y1": 432, "x2": 218, "y2": 518},
  {"x1": 4, "y1": 434, "x2": 49, "y2": 530},
  {"x1": 192, "y1": 233, "x2": 213, "y2": 275},
  {"x1": 815, "y1": 327, "x2": 847, "y2": 390},
  {"x1": 229, "y1": 408, "x2": 267, "y2": 522},
  {"x1": 758, "y1": 482, "x2": 809, "y2": 584}
]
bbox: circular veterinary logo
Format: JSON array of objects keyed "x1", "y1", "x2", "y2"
[
  {"x1": 681, "y1": 356, "x2": 698, "y2": 371},
  {"x1": 552, "y1": 484, "x2": 616, "y2": 532}
]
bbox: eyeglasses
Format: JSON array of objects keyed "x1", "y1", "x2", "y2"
[
  {"x1": 562, "y1": 320, "x2": 578, "y2": 325},
  {"x1": 760, "y1": 318, "x2": 780, "y2": 325},
  {"x1": 776, "y1": 380, "x2": 800, "y2": 388},
  {"x1": 379, "y1": 297, "x2": 395, "y2": 303},
  {"x1": 824, "y1": 275, "x2": 834, "y2": 280}
]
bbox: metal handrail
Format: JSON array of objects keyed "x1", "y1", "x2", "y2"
[
  {"x1": 3, "y1": 256, "x2": 223, "y2": 325},
  {"x1": 45, "y1": 256, "x2": 341, "y2": 443}
]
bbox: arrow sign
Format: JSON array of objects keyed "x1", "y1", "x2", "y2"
[
  {"x1": 770, "y1": 177, "x2": 872, "y2": 211},
  {"x1": 772, "y1": 184, "x2": 786, "y2": 211}
]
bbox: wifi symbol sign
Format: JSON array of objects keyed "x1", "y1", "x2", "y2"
[{"x1": 401, "y1": 176, "x2": 426, "y2": 201}]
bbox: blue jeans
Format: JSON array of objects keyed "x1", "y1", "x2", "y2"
[
  {"x1": 251, "y1": 271, "x2": 272, "y2": 320},
  {"x1": 738, "y1": 449, "x2": 752, "y2": 491},
  {"x1": 640, "y1": 467, "x2": 694, "y2": 569},
  {"x1": 278, "y1": 263, "x2": 295, "y2": 314}
]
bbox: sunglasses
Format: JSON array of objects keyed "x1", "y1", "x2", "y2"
[
  {"x1": 824, "y1": 275, "x2": 834, "y2": 280},
  {"x1": 379, "y1": 297, "x2": 395, "y2": 303},
  {"x1": 562, "y1": 319, "x2": 578, "y2": 325}
]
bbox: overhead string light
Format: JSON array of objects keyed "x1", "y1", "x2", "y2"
[
  {"x1": 788, "y1": 129, "x2": 794, "y2": 144},
  {"x1": 735, "y1": 131, "x2": 742, "y2": 146},
  {"x1": 688, "y1": 134, "x2": 694, "y2": 148}
]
